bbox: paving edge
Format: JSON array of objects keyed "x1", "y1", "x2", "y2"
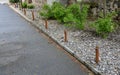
[{"x1": 9, "y1": 5, "x2": 102, "y2": 75}]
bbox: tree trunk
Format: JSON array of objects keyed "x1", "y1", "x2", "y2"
[
  {"x1": 28, "y1": 0, "x2": 32, "y2": 3},
  {"x1": 103, "y1": 0, "x2": 106, "y2": 18},
  {"x1": 67, "y1": 0, "x2": 77, "y2": 6}
]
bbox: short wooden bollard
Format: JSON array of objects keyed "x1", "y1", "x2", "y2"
[
  {"x1": 22, "y1": 8, "x2": 24, "y2": 12},
  {"x1": 24, "y1": 9, "x2": 26, "y2": 15},
  {"x1": 14, "y1": 3, "x2": 16, "y2": 8},
  {"x1": 14, "y1": 3, "x2": 18, "y2": 8},
  {"x1": 95, "y1": 46, "x2": 99, "y2": 64},
  {"x1": 45, "y1": 19, "x2": 48, "y2": 29},
  {"x1": 31, "y1": 10, "x2": 35, "y2": 21},
  {"x1": 64, "y1": 30, "x2": 68, "y2": 42}
]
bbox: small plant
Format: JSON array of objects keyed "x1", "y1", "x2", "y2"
[
  {"x1": 22, "y1": 2, "x2": 27, "y2": 8},
  {"x1": 27, "y1": 4, "x2": 35, "y2": 9},
  {"x1": 91, "y1": 12, "x2": 116, "y2": 38},
  {"x1": 63, "y1": 7, "x2": 77, "y2": 28},
  {"x1": 79, "y1": 5, "x2": 89, "y2": 29},
  {"x1": 40, "y1": 4, "x2": 54, "y2": 19},
  {"x1": 64, "y1": 4, "x2": 89, "y2": 30},
  {"x1": 40, "y1": 2, "x2": 89, "y2": 30},
  {"x1": 63, "y1": 13, "x2": 76, "y2": 26},
  {"x1": 40, "y1": 2, "x2": 65, "y2": 21},
  {"x1": 51, "y1": 2, "x2": 66, "y2": 22}
]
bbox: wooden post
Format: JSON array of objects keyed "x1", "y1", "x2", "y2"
[
  {"x1": 103, "y1": 0, "x2": 106, "y2": 18},
  {"x1": 31, "y1": 10, "x2": 35, "y2": 21},
  {"x1": 64, "y1": 30, "x2": 68, "y2": 42},
  {"x1": 45, "y1": 19, "x2": 48, "y2": 29},
  {"x1": 24, "y1": 9, "x2": 26, "y2": 15},
  {"x1": 95, "y1": 46, "x2": 99, "y2": 64},
  {"x1": 22, "y1": 8, "x2": 24, "y2": 12},
  {"x1": 14, "y1": 3, "x2": 16, "y2": 8},
  {"x1": 20, "y1": 0, "x2": 23, "y2": 10}
]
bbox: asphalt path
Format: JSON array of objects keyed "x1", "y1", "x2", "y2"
[{"x1": 0, "y1": 4, "x2": 90, "y2": 75}]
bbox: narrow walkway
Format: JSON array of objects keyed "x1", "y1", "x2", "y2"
[{"x1": 0, "y1": 4, "x2": 89, "y2": 75}]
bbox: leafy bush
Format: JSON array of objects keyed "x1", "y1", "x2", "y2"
[
  {"x1": 64, "y1": 4, "x2": 89, "y2": 30},
  {"x1": 27, "y1": 4, "x2": 35, "y2": 9},
  {"x1": 40, "y1": 4, "x2": 54, "y2": 19},
  {"x1": 40, "y1": 2, "x2": 65, "y2": 21},
  {"x1": 63, "y1": 13, "x2": 76, "y2": 26},
  {"x1": 91, "y1": 13, "x2": 116, "y2": 38},
  {"x1": 9, "y1": 0, "x2": 19, "y2": 3},
  {"x1": 51, "y1": 2, "x2": 66, "y2": 22},
  {"x1": 63, "y1": 4, "x2": 79, "y2": 28},
  {"x1": 67, "y1": 4, "x2": 81, "y2": 18},
  {"x1": 22, "y1": 2, "x2": 27, "y2": 8},
  {"x1": 40, "y1": 2, "x2": 89, "y2": 30},
  {"x1": 79, "y1": 5, "x2": 89, "y2": 29}
]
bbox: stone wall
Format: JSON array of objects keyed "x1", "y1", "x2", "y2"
[
  {"x1": 23, "y1": 0, "x2": 47, "y2": 9},
  {"x1": 59, "y1": 0, "x2": 68, "y2": 5}
]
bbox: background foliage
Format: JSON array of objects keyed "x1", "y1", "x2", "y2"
[
  {"x1": 9, "y1": 0, "x2": 19, "y2": 3},
  {"x1": 91, "y1": 12, "x2": 116, "y2": 38},
  {"x1": 40, "y1": 2, "x2": 117, "y2": 38}
]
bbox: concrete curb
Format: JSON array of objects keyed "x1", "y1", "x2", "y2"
[{"x1": 9, "y1": 5, "x2": 102, "y2": 75}]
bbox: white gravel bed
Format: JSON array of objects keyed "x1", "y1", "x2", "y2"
[{"x1": 14, "y1": 6, "x2": 120, "y2": 75}]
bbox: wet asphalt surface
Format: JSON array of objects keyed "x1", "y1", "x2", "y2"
[{"x1": 0, "y1": 4, "x2": 89, "y2": 75}]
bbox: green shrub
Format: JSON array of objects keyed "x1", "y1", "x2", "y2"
[
  {"x1": 79, "y1": 5, "x2": 89, "y2": 29},
  {"x1": 22, "y1": 2, "x2": 27, "y2": 8},
  {"x1": 66, "y1": 4, "x2": 81, "y2": 18},
  {"x1": 64, "y1": 4, "x2": 89, "y2": 30},
  {"x1": 40, "y1": 2, "x2": 65, "y2": 21},
  {"x1": 63, "y1": 13, "x2": 76, "y2": 25},
  {"x1": 51, "y1": 2, "x2": 66, "y2": 22},
  {"x1": 63, "y1": 4, "x2": 77, "y2": 28},
  {"x1": 40, "y1": 4, "x2": 54, "y2": 19},
  {"x1": 40, "y1": 2, "x2": 89, "y2": 30},
  {"x1": 91, "y1": 13, "x2": 116, "y2": 38},
  {"x1": 27, "y1": 4, "x2": 35, "y2": 9},
  {"x1": 9, "y1": 0, "x2": 19, "y2": 3}
]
